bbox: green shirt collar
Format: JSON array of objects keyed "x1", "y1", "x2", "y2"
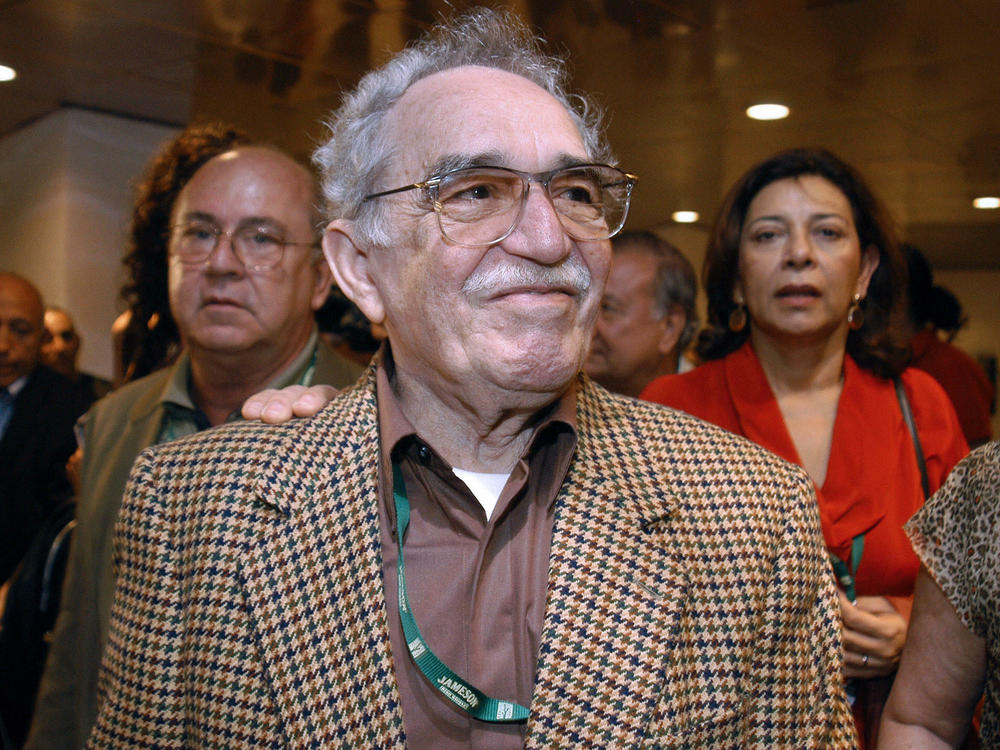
[{"x1": 157, "y1": 328, "x2": 320, "y2": 444}]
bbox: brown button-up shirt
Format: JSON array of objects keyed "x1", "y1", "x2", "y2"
[{"x1": 376, "y1": 359, "x2": 577, "y2": 749}]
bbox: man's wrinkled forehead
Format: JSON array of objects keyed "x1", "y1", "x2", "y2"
[
  {"x1": 422, "y1": 150, "x2": 598, "y2": 182},
  {"x1": 173, "y1": 146, "x2": 315, "y2": 227},
  {"x1": 382, "y1": 65, "x2": 589, "y2": 179}
]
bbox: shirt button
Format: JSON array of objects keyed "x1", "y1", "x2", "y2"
[{"x1": 416, "y1": 444, "x2": 432, "y2": 464}]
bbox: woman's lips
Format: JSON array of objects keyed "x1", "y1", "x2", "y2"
[{"x1": 775, "y1": 284, "x2": 820, "y2": 302}]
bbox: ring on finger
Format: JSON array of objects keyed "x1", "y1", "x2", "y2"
[{"x1": 862, "y1": 653, "x2": 870, "y2": 667}]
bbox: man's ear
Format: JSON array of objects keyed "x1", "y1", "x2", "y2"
[
  {"x1": 308, "y1": 248, "x2": 335, "y2": 312},
  {"x1": 322, "y1": 219, "x2": 386, "y2": 324},
  {"x1": 657, "y1": 306, "x2": 686, "y2": 357}
]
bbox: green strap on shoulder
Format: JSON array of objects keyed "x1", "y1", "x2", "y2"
[
  {"x1": 392, "y1": 462, "x2": 529, "y2": 724},
  {"x1": 829, "y1": 533, "x2": 865, "y2": 603}
]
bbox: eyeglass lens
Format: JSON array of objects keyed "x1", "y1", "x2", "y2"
[
  {"x1": 171, "y1": 222, "x2": 287, "y2": 270},
  {"x1": 433, "y1": 165, "x2": 632, "y2": 246}
]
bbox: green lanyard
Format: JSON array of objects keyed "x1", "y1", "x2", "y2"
[
  {"x1": 392, "y1": 462, "x2": 529, "y2": 724},
  {"x1": 832, "y1": 533, "x2": 865, "y2": 701},
  {"x1": 829, "y1": 534, "x2": 865, "y2": 603}
]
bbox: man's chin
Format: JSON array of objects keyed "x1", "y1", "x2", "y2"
[
  {"x1": 488, "y1": 352, "x2": 582, "y2": 395},
  {"x1": 188, "y1": 328, "x2": 257, "y2": 355},
  {"x1": 583, "y1": 356, "x2": 609, "y2": 381}
]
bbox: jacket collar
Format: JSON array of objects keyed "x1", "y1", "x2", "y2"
[
  {"x1": 721, "y1": 342, "x2": 886, "y2": 552},
  {"x1": 125, "y1": 353, "x2": 187, "y2": 426}
]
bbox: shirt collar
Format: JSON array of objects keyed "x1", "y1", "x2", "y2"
[
  {"x1": 3, "y1": 373, "x2": 29, "y2": 398},
  {"x1": 375, "y1": 343, "x2": 577, "y2": 462},
  {"x1": 375, "y1": 343, "x2": 578, "y2": 524},
  {"x1": 161, "y1": 327, "x2": 322, "y2": 416}
]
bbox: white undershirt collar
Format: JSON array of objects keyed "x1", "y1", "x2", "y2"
[{"x1": 452, "y1": 467, "x2": 511, "y2": 520}]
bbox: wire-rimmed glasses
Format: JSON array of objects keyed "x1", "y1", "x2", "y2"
[
  {"x1": 168, "y1": 220, "x2": 318, "y2": 272},
  {"x1": 362, "y1": 163, "x2": 637, "y2": 246}
]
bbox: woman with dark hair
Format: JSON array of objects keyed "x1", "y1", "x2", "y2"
[
  {"x1": 640, "y1": 148, "x2": 968, "y2": 747},
  {"x1": 116, "y1": 122, "x2": 253, "y2": 384},
  {"x1": 903, "y1": 243, "x2": 994, "y2": 448}
]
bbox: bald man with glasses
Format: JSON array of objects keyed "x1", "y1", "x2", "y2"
[{"x1": 26, "y1": 130, "x2": 363, "y2": 750}]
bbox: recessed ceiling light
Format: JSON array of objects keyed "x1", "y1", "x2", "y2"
[
  {"x1": 973, "y1": 196, "x2": 1000, "y2": 209},
  {"x1": 746, "y1": 103, "x2": 789, "y2": 121},
  {"x1": 672, "y1": 210, "x2": 699, "y2": 224},
  {"x1": 0, "y1": 64, "x2": 16, "y2": 82}
]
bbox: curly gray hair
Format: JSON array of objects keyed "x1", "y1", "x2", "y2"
[{"x1": 312, "y1": 7, "x2": 612, "y2": 248}]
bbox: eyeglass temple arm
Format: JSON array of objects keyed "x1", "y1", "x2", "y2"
[{"x1": 362, "y1": 179, "x2": 436, "y2": 202}]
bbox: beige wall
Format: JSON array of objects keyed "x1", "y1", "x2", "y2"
[{"x1": 0, "y1": 109, "x2": 178, "y2": 379}]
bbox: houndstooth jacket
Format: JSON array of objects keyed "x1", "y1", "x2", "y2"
[{"x1": 87, "y1": 368, "x2": 856, "y2": 749}]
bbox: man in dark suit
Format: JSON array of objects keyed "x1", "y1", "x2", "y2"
[
  {"x1": 0, "y1": 272, "x2": 89, "y2": 585},
  {"x1": 41, "y1": 306, "x2": 112, "y2": 407},
  {"x1": 0, "y1": 272, "x2": 90, "y2": 747}
]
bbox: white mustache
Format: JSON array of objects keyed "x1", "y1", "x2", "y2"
[{"x1": 462, "y1": 256, "x2": 591, "y2": 297}]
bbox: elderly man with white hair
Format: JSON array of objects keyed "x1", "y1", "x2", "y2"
[{"x1": 88, "y1": 9, "x2": 854, "y2": 748}]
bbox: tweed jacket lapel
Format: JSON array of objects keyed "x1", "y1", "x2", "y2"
[
  {"x1": 528, "y1": 378, "x2": 687, "y2": 747},
  {"x1": 238, "y1": 371, "x2": 406, "y2": 749}
]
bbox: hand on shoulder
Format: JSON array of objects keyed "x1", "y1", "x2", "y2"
[{"x1": 241, "y1": 385, "x2": 339, "y2": 424}]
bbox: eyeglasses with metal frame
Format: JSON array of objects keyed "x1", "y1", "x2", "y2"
[
  {"x1": 168, "y1": 220, "x2": 319, "y2": 272},
  {"x1": 362, "y1": 163, "x2": 637, "y2": 247}
]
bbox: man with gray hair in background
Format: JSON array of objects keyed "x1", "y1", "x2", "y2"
[
  {"x1": 585, "y1": 229, "x2": 699, "y2": 397},
  {"x1": 88, "y1": 9, "x2": 854, "y2": 748}
]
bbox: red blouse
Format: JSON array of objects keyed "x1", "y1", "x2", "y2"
[{"x1": 640, "y1": 342, "x2": 968, "y2": 597}]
